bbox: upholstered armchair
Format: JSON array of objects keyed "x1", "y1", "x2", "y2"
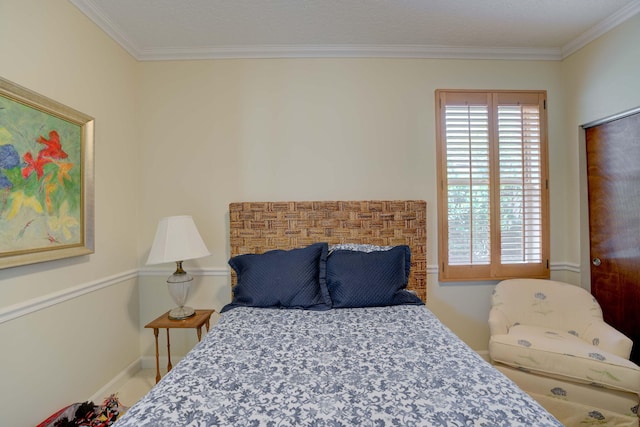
[{"x1": 489, "y1": 278, "x2": 639, "y2": 423}]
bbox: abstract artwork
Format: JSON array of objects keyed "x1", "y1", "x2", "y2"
[{"x1": 0, "y1": 77, "x2": 94, "y2": 269}]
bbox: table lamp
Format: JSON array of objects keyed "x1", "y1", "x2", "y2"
[{"x1": 147, "y1": 215, "x2": 211, "y2": 319}]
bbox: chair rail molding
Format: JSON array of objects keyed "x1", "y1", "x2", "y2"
[
  {"x1": 0, "y1": 269, "x2": 137, "y2": 324},
  {"x1": 0, "y1": 262, "x2": 577, "y2": 324}
]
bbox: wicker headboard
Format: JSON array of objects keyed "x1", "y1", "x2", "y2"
[{"x1": 229, "y1": 200, "x2": 427, "y2": 301}]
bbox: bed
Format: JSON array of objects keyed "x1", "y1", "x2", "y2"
[{"x1": 115, "y1": 200, "x2": 562, "y2": 426}]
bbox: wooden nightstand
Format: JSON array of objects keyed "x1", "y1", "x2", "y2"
[{"x1": 145, "y1": 309, "x2": 215, "y2": 383}]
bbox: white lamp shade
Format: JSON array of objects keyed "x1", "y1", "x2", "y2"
[{"x1": 146, "y1": 215, "x2": 210, "y2": 265}]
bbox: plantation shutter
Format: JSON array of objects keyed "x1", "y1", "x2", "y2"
[{"x1": 436, "y1": 90, "x2": 549, "y2": 281}]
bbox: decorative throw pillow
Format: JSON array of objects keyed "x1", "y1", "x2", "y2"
[
  {"x1": 326, "y1": 245, "x2": 423, "y2": 308},
  {"x1": 221, "y1": 242, "x2": 331, "y2": 312}
]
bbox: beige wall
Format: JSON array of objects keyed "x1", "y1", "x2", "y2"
[
  {"x1": 136, "y1": 58, "x2": 565, "y2": 355},
  {"x1": 560, "y1": 14, "x2": 640, "y2": 288},
  {"x1": 136, "y1": 14, "x2": 640, "y2": 356},
  {"x1": 0, "y1": 0, "x2": 140, "y2": 425},
  {"x1": 1, "y1": 0, "x2": 638, "y2": 425}
]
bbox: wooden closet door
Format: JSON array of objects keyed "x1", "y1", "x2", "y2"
[{"x1": 585, "y1": 110, "x2": 640, "y2": 364}]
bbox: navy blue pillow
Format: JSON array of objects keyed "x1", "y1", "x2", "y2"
[
  {"x1": 221, "y1": 242, "x2": 331, "y2": 312},
  {"x1": 326, "y1": 245, "x2": 423, "y2": 308}
]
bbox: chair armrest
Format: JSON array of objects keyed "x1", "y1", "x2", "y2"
[
  {"x1": 488, "y1": 308, "x2": 510, "y2": 336},
  {"x1": 583, "y1": 321, "x2": 633, "y2": 359}
]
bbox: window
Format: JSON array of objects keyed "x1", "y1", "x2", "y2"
[{"x1": 435, "y1": 90, "x2": 549, "y2": 281}]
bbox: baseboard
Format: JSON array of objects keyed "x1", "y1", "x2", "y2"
[
  {"x1": 89, "y1": 358, "x2": 142, "y2": 403},
  {"x1": 476, "y1": 349, "x2": 490, "y2": 362}
]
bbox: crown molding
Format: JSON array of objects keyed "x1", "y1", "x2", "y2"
[
  {"x1": 71, "y1": 0, "x2": 639, "y2": 62},
  {"x1": 562, "y1": 0, "x2": 640, "y2": 58},
  {"x1": 136, "y1": 44, "x2": 562, "y2": 61},
  {"x1": 69, "y1": 0, "x2": 142, "y2": 59}
]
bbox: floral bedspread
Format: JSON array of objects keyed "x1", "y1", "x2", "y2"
[{"x1": 115, "y1": 306, "x2": 562, "y2": 426}]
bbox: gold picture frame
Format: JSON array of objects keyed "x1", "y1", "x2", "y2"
[{"x1": 0, "y1": 77, "x2": 94, "y2": 269}]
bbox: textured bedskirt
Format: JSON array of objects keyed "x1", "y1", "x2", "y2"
[{"x1": 115, "y1": 305, "x2": 562, "y2": 426}]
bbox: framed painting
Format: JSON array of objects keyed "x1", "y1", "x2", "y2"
[{"x1": 0, "y1": 77, "x2": 94, "y2": 269}]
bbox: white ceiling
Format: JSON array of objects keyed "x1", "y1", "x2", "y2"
[{"x1": 70, "y1": 0, "x2": 640, "y2": 61}]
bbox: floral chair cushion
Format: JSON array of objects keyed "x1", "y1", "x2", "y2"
[
  {"x1": 489, "y1": 279, "x2": 633, "y2": 359},
  {"x1": 490, "y1": 324, "x2": 640, "y2": 393}
]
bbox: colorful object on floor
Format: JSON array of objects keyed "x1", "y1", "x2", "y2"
[{"x1": 36, "y1": 394, "x2": 126, "y2": 427}]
